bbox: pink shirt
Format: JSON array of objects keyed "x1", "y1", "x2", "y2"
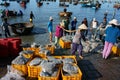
[{"x1": 55, "y1": 25, "x2": 63, "y2": 38}]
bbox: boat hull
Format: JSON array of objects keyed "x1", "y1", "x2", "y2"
[
  {"x1": 59, "y1": 12, "x2": 72, "y2": 17},
  {"x1": 9, "y1": 22, "x2": 34, "y2": 35}
]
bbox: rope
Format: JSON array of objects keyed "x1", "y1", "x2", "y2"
[{"x1": 61, "y1": 27, "x2": 77, "y2": 33}]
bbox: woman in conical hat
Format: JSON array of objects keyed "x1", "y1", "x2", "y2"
[
  {"x1": 71, "y1": 23, "x2": 89, "y2": 59},
  {"x1": 102, "y1": 19, "x2": 120, "y2": 59}
]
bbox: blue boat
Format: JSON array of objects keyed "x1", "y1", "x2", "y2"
[{"x1": 81, "y1": 0, "x2": 101, "y2": 8}]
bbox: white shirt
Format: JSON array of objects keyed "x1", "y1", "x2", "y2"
[{"x1": 92, "y1": 21, "x2": 97, "y2": 28}]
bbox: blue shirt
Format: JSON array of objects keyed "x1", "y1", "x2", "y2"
[
  {"x1": 71, "y1": 20, "x2": 77, "y2": 28},
  {"x1": 105, "y1": 26, "x2": 120, "y2": 44},
  {"x1": 48, "y1": 21, "x2": 53, "y2": 32}
]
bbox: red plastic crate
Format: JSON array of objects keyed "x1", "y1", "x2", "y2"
[
  {"x1": 9, "y1": 48, "x2": 20, "y2": 56},
  {"x1": 0, "y1": 49, "x2": 9, "y2": 57},
  {"x1": 8, "y1": 40, "x2": 21, "y2": 49}
]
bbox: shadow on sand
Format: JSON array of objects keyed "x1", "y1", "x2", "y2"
[
  {"x1": 77, "y1": 60, "x2": 102, "y2": 80},
  {"x1": 31, "y1": 27, "x2": 47, "y2": 34}
]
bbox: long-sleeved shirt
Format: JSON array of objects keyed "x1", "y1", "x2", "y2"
[
  {"x1": 48, "y1": 21, "x2": 53, "y2": 32},
  {"x1": 105, "y1": 26, "x2": 120, "y2": 44},
  {"x1": 55, "y1": 25, "x2": 63, "y2": 38},
  {"x1": 72, "y1": 30, "x2": 86, "y2": 44},
  {"x1": 71, "y1": 20, "x2": 77, "y2": 28}
]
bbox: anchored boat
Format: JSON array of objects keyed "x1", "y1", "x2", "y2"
[{"x1": 9, "y1": 22, "x2": 34, "y2": 35}]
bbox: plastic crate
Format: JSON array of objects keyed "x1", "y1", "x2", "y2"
[
  {"x1": 23, "y1": 47, "x2": 38, "y2": 51},
  {"x1": 38, "y1": 66, "x2": 61, "y2": 80},
  {"x1": 28, "y1": 65, "x2": 42, "y2": 78},
  {"x1": 112, "y1": 46, "x2": 120, "y2": 56},
  {"x1": 21, "y1": 52, "x2": 34, "y2": 59},
  {"x1": 45, "y1": 45, "x2": 55, "y2": 54},
  {"x1": 0, "y1": 39, "x2": 9, "y2": 57},
  {"x1": 12, "y1": 64, "x2": 28, "y2": 76},
  {"x1": 34, "y1": 52, "x2": 47, "y2": 58},
  {"x1": 61, "y1": 55, "x2": 77, "y2": 64},
  {"x1": 27, "y1": 57, "x2": 46, "y2": 78},
  {"x1": 61, "y1": 64, "x2": 82, "y2": 80},
  {"x1": 59, "y1": 38, "x2": 71, "y2": 49}
]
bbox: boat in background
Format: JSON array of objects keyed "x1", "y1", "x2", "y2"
[
  {"x1": 59, "y1": 12, "x2": 72, "y2": 17},
  {"x1": 9, "y1": 22, "x2": 34, "y2": 35},
  {"x1": 0, "y1": 1, "x2": 10, "y2": 7},
  {"x1": 80, "y1": 0, "x2": 101, "y2": 9},
  {"x1": 114, "y1": 3, "x2": 120, "y2": 9}
]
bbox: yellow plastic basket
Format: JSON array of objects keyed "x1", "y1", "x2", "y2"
[
  {"x1": 12, "y1": 64, "x2": 28, "y2": 76},
  {"x1": 23, "y1": 47, "x2": 40, "y2": 52},
  {"x1": 22, "y1": 53, "x2": 34, "y2": 59},
  {"x1": 45, "y1": 45, "x2": 55, "y2": 54},
  {"x1": 27, "y1": 57, "x2": 47, "y2": 78},
  {"x1": 61, "y1": 64, "x2": 82, "y2": 80},
  {"x1": 61, "y1": 55, "x2": 77, "y2": 64},
  {"x1": 38, "y1": 66, "x2": 61, "y2": 80},
  {"x1": 34, "y1": 52, "x2": 47, "y2": 58},
  {"x1": 28, "y1": 65, "x2": 42, "y2": 78},
  {"x1": 59, "y1": 38, "x2": 71, "y2": 49},
  {"x1": 112, "y1": 46, "x2": 120, "y2": 56}
]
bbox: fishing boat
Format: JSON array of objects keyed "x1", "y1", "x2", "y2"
[
  {"x1": 59, "y1": 12, "x2": 72, "y2": 17},
  {"x1": 113, "y1": 3, "x2": 120, "y2": 9},
  {"x1": 37, "y1": 2, "x2": 43, "y2": 7},
  {"x1": 36, "y1": 0, "x2": 43, "y2": 7},
  {"x1": 9, "y1": 22, "x2": 34, "y2": 35},
  {"x1": 0, "y1": 2, "x2": 10, "y2": 6},
  {"x1": 80, "y1": 0, "x2": 101, "y2": 8},
  {"x1": 1, "y1": 10, "x2": 23, "y2": 18},
  {"x1": 59, "y1": 2, "x2": 69, "y2": 7}
]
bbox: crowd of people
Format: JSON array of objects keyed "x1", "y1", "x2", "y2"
[
  {"x1": 47, "y1": 12, "x2": 120, "y2": 59},
  {"x1": 0, "y1": 9, "x2": 120, "y2": 60}
]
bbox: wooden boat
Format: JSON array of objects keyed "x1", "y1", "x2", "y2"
[
  {"x1": 73, "y1": 1, "x2": 78, "y2": 5},
  {"x1": 59, "y1": 2, "x2": 69, "y2": 7},
  {"x1": 59, "y1": 12, "x2": 72, "y2": 17},
  {"x1": 37, "y1": 2, "x2": 43, "y2": 7},
  {"x1": 113, "y1": 3, "x2": 120, "y2": 9},
  {"x1": 9, "y1": 22, "x2": 34, "y2": 35},
  {"x1": 1, "y1": 10, "x2": 23, "y2": 18},
  {"x1": 0, "y1": 2, "x2": 10, "y2": 6}
]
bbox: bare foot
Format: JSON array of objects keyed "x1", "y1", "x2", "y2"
[{"x1": 79, "y1": 56, "x2": 83, "y2": 59}]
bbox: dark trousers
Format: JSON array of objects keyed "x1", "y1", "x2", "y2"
[
  {"x1": 71, "y1": 27, "x2": 76, "y2": 35},
  {"x1": 71, "y1": 43, "x2": 83, "y2": 56},
  {"x1": 5, "y1": 30, "x2": 11, "y2": 38}
]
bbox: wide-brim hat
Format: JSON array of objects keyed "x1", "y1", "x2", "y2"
[
  {"x1": 109, "y1": 19, "x2": 119, "y2": 26},
  {"x1": 74, "y1": 17, "x2": 77, "y2": 20},
  {"x1": 49, "y1": 16, "x2": 53, "y2": 20},
  {"x1": 78, "y1": 24, "x2": 88, "y2": 30}
]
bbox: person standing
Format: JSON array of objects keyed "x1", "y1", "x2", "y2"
[
  {"x1": 71, "y1": 24, "x2": 89, "y2": 59},
  {"x1": 48, "y1": 16, "x2": 53, "y2": 43},
  {"x1": 90, "y1": 18, "x2": 98, "y2": 39},
  {"x1": 30, "y1": 11, "x2": 35, "y2": 23},
  {"x1": 63, "y1": 16, "x2": 70, "y2": 36},
  {"x1": 71, "y1": 17, "x2": 77, "y2": 35},
  {"x1": 102, "y1": 19, "x2": 120, "y2": 59},
  {"x1": 54, "y1": 22, "x2": 63, "y2": 47},
  {"x1": 98, "y1": 17, "x2": 107, "y2": 43},
  {"x1": 81, "y1": 17, "x2": 88, "y2": 36},
  {"x1": 1, "y1": 18, "x2": 11, "y2": 38}
]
